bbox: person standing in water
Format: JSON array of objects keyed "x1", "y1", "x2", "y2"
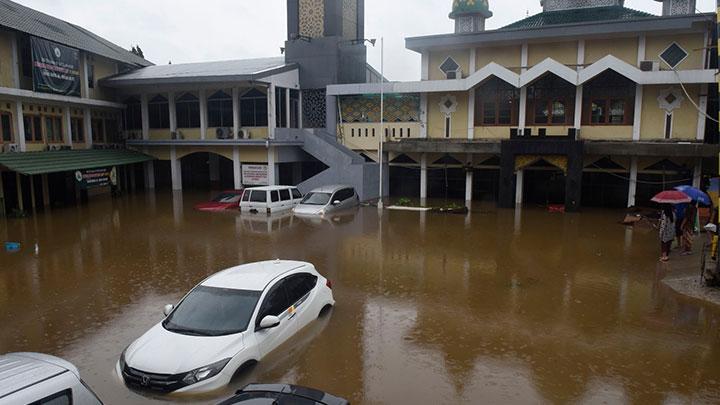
[
  {"x1": 659, "y1": 204, "x2": 676, "y2": 262},
  {"x1": 680, "y1": 203, "x2": 697, "y2": 256}
]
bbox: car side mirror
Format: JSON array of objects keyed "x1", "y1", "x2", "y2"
[
  {"x1": 259, "y1": 315, "x2": 280, "y2": 330},
  {"x1": 332, "y1": 200, "x2": 341, "y2": 205},
  {"x1": 163, "y1": 304, "x2": 174, "y2": 316}
]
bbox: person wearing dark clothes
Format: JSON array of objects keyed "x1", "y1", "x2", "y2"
[
  {"x1": 681, "y1": 204, "x2": 697, "y2": 255},
  {"x1": 659, "y1": 204, "x2": 676, "y2": 262},
  {"x1": 674, "y1": 203, "x2": 687, "y2": 249}
]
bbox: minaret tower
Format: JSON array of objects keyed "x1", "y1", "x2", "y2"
[
  {"x1": 450, "y1": 0, "x2": 492, "y2": 34},
  {"x1": 653, "y1": 0, "x2": 696, "y2": 16}
]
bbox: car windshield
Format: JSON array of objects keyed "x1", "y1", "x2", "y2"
[
  {"x1": 163, "y1": 286, "x2": 261, "y2": 336},
  {"x1": 212, "y1": 193, "x2": 241, "y2": 203},
  {"x1": 301, "y1": 192, "x2": 332, "y2": 206}
]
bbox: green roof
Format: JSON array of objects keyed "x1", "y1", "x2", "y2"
[
  {"x1": 503, "y1": 6, "x2": 653, "y2": 30},
  {"x1": 450, "y1": 0, "x2": 492, "y2": 19},
  {"x1": 0, "y1": 149, "x2": 154, "y2": 175}
]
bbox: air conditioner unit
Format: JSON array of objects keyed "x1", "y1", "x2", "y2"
[
  {"x1": 49, "y1": 144, "x2": 64, "y2": 151},
  {"x1": 639, "y1": 60, "x2": 659, "y2": 72},
  {"x1": 216, "y1": 127, "x2": 232, "y2": 140},
  {"x1": 239, "y1": 129, "x2": 250, "y2": 140},
  {"x1": 2, "y1": 144, "x2": 18, "y2": 153},
  {"x1": 446, "y1": 69, "x2": 462, "y2": 80},
  {"x1": 171, "y1": 131, "x2": 185, "y2": 140}
]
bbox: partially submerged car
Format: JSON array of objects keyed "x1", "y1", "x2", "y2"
[
  {"x1": 0, "y1": 352, "x2": 103, "y2": 405},
  {"x1": 293, "y1": 185, "x2": 359, "y2": 216},
  {"x1": 194, "y1": 190, "x2": 244, "y2": 212},
  {"x1": 118, "y1": 260, "x2": 334, "y2": 394},
  {"x1": 218, "y1": 383, "x2": 349, "y2": 405},
  {"x1": 240, "y1": 186, "x2": 303, "y2": 215}
]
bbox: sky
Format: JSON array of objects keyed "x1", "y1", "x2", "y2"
[{"x1": 12, "y1": 0, "x2": 718, "y2": 81}]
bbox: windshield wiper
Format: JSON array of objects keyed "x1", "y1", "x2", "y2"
[{"x1": 164, "y1": 325, "x2": 214, "y2": 337}]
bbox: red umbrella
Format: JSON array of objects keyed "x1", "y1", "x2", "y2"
[{"x1": 651, "y1": 190, "x2": 692, "y2": 204}]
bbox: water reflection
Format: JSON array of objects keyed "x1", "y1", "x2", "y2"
[{"x1": 0, "y1": 191, "x2": 719, "y2": 404}]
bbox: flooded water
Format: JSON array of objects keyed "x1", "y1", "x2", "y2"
[{"x1": 1, "y1": 191, "x2": 720, "y2": 404}]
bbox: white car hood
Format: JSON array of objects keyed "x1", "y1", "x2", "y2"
[
  {"x1": 125, "y1": 323, "x2": 244, "y2": 374},
  {"x1": 293, "y1": 204, "x2": 325, "y2": 216}
]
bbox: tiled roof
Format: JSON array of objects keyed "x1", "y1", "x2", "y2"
[
  {"x1": 503, "y1": 6, "x2": 654, "y2": 30},
  {"x1": 0, "y1": 0, "x2": 151, "y2": 67}
]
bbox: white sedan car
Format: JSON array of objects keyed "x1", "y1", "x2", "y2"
[{"x1": 118, "y1": 260, "x2": 335, "y2": 394}]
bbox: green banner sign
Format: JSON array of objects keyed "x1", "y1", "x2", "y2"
[{"x1": 75, "y1": 167, "x2": 117, "y2": 189}]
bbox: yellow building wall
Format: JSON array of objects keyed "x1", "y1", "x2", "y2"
[
  {"x1": 476, "y1": 45, "x2": 521, "y2": 71},
  {"x1": 88, "y1": 55, "x2": 117, "y2": 101},
  {"x1": 149, "y1": 129, "x2": 170, "y2": 140},
  {"x1": 0, "y1": 30, "x2": 14, "y2": 88},
  {"x1": 428, "y1": 50, "x2": 470, "y2": 80},
  {"x1": 473, "y1": 126, "x2": 511, "y2": 139},
  {"x1": 581, "y1": 126, "x2": 633, "y2": 140},
  {"x1": 173, "y1": 146, "x2": 268, "y2": 162},
  {"x1": 528, "y1": 41, "x2": 577, "y2": 67},
  {"x1": 427, "y1": 92, "x2": 468, "y2": 139},
  {"x1": 645, "y1": 34, "x2": 705, "y2": 70},
  {"x1": 639, "y1": 85, "x2": 699, "y2": 140},
  {"x1": 584, "y1": 38, "x2": 638, "y2": 65}
]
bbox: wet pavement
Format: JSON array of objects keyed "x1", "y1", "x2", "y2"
[{"x1": 1, "y1": 191, "x2": 719, "y2": 404}]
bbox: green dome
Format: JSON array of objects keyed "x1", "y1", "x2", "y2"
[{"x1": 449, "y1": 0, "x2": 492, "y2": 19}]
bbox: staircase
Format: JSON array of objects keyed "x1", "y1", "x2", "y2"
[{"x1": 276, "y1": 128, "x2": 382, "y2": 201}]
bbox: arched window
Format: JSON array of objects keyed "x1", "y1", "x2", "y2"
[
  {"x1": 148, "y1": 95, "x2": 169, "y2": 129},
  {"x1": 240, "y1": 88, "x2": 268, "y2": 127},
  {"x1": 208, "y1": 90, "x2": 233, "y2": 128},
  {"x1": 527, "y1": 74, "x2": 575, "y2": 126},
  {"x1": 176, "y1": 93, "x2": 200, "y2": 129},
  {"x1": 582, "y1": 71, "x2": 635, "y2": 126},
  {"x1": 474, "y1": 77, "x2": 519, "y2": 126}
]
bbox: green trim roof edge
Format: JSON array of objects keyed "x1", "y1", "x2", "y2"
[
  {"x1": 502, "y1": 6, "x2": 654, "y2": 30},
  {"x1": 0, "y1": 149, "x2": 154, "y2": 175}
]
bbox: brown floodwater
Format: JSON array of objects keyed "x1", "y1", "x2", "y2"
[{"x1": 1, "y1": 191, "x2": 719, "y2": 404}]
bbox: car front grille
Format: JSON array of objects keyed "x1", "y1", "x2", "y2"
[{"x1": 121, "y1": 365, "x2": 186, "y2": 393}]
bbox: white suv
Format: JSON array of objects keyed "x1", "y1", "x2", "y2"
[
  {"x1": 0, "y1": 353, "x2": 103, "y2": 405},
  {"x1": 240, "y1": 186, "x2": 303, "y2": 214},
  {"x1": 118, "y1": 260, "x2": 335, "y2": 394}
]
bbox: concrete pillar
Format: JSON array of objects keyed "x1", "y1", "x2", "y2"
[
  {"x1": 325, "y1": 94, "x2": 337, "y2": 137},
  {"x1": 628, "y1": 157, "x2": 638, "y2": 208},
  {"x1": 140, "y1": 94, "x2": 149, "y2": 140},
  {"x1": 29, "y1": 175, "x2": 36, "y2": 211},
  {"x1": 199, "y1": 89, "x2": 207, "y2": 140},
  {"x1": 16, "y1": 173, "x2": 23, "y2": 212},
  {"x1": 267, "y1": 147, "x2": 276, "y2": 186},
  {"x1": 515, "y1": 169, "x2": 524, "y2": 206},
  {"x1": 168, "y1": 92, "x2": 177, "y2": 133},
  {"x1": 41, "y1": 174, "x2": 50, "y2": 208},
  {"x1": 0, "y1": 173, "x2": 5, "y2": 218},
  {"x1": 420, "y1": 93, "x2": 428, "y2": 138},
  {"x1": 285, "y1": 88, "x2": 291, "y2": 128},
  {"x1": 233, "y1": 147, "x2": 242, "y2": 189},
  {"x1": 63, "y1": 107, "x2": 72, "y2": 147},
  {"x1": 697, "y1": 84, "x2": 708, "y2": 141},
  {"x1": 467, "y1": 89, "x2": 475, "y2": 139},
  {"x1": 232, "y1": 88, "x2": 241, "y2": 139},
  {"x1": 573, "y1": 85, "x2": 583, "y2": 132},
  {"x1": 518, "y1": 88, "x2": 527, "y2": 131},
  {"x1": 632, "y1": 85, "x2": 643, "y2": 141},
  {"x1": 267, "y1": 84, "x2": 276, "y2": 139},
  {"x1": 144, "y1": 160, "x2": 155, "y2": 190},
  {"x1": 420, "y1": 153, "x2": 428, "y2": 201},
  {"x1": 693, "y1": 159, "x2": 702, "y2": 189},
  {"x1": 298, "y1": 91, "x2": 303, "y2": 129},
  {"x1": 465, "y1": 170, "x2": 473, "y2": 202},
  {"x1": 209, "y1": 153, "x2": 220, "y2": 184},
  {"x1": 81, "y1": 53, "x2": 90, "y2": 98},
  {"x1": 84, "y1": 108, "x2": 93, "y2": 148},
  {"x1": 170, "y1": 146, "x2": 182, "y2": 191},
  {"x1": 14, "y1": 101, "x2": 25, "y2": 152}
]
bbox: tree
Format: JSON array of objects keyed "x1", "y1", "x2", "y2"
[{"x1": 130, "y1": 45, "x2": 145, "y2": 59}]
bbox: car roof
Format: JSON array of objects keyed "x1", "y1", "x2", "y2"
[
  {"x1": 218, "y1": 384, "x2": 349, "y2": 405},
  {"x1": 308, "y1": 185, "x2": 353, "y2": 193},
  {"x1": 245, "y1": 186, "x2": 296, "y2": 192},
  {"x1": 0, "y1": 353, "x2": 78, "y2": 399},
  {"x1": 202, "y1": 260, "x2": 312, "y2": 291}
]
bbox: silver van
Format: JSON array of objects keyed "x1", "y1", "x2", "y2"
[
  {"x1": 293, "y1": 185, "x2": 359, "y2": 216},
  {"x1": 0, "y1": 353, "x2": 102, "y2": 405}
]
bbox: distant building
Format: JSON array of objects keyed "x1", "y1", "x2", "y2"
[{"x1": 328, "y1": 0, "x2": 719, "y2": 210}]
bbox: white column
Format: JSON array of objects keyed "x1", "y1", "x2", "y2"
[
  {"x1": 632, "y1": 85, "x2": 643, "y2": 141},
  {"x1": 696, "y1": 83, "x2": 708, "y2": 141},
  {"x1": 81, "y1": 53, "x2": 90, "y2": 98},
  {"x1": 199, "y1": 89, "x2": 207, "y2": 140},
  {"x1": 233, "y1": 146, "x2": 242, "y2": 189},
  {"x1": 628, "y1": 157, "x2": 638, "y2": 208},
  {"x1": 41, "y1": 174, "x2": 50, "y2": 208},
  {"x1": 232, "y1": 88, "x2": 241, "y2": 139},
  {"x1": 267, "y1": 84, "x2": 276, "y2": 139},
  {"x1": 170, "y1": 146, "x2": 182, "y2": 191},
  {"x1": 465, "y1": 170, "x2": 473, "y2": 202},
  {"x1": 285, "y1": 88, "x2": 291, "y2": 128},
  {"x1": 11, "y1": 32, "x2": 20, "y2": 88},
  {"x1": 421, "y1": 51, "x2": 430, "y2": 80},
  {"x1": 518, "y1": 88, "x2": 527, "y2": 131},
  {"x1": 469, "y1": 48, "x2": 477, "y2": 74},
  {"x1": 693, "y1": 160, "x2": 702, "y2": 189},
  {"x1": 84, "y1": 108, "x2": 93, "y2": 148},
  {"x1": 140, "y1": 94, "x2": 149, "y2": 140},
  {"x1": 574, "y1": 85, "x2": 583, "y2": 131},
  {"x1": 14, "y1": 101, "x2": 25, "y2": 152},
  {"x1": 515, "y1": 170, "x2": 524, "y2": 206},
  {"x1": 420, "y1": 93, "x2": 428, "y2": 138},
  {"x1": 168, "y1": 92, "x2": 177, "y2": 133},
  {"x1": 298, "y1": 90, "x2": 303, "y2": 129},
  {"x1": 637, "y1": 35, "x2": 646, "y2": 66},
  {"x1": 267, "y1": 146, "x2": 276, "y2": 186},
  {"x1": 63, "y1": 107, "x2": 72, "y2": 147},
  {"x1": 467, "y1": 88, "x2": 475, "y2": 139},
  {"x1": 420, "y1": 153, "x2": 428, "y2": 201}
]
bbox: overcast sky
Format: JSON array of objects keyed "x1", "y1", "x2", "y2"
[{"x1": 13, "y1": 0, "x2": 718, "y2": 81}]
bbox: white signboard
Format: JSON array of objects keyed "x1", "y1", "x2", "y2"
[{"x1": 242, "y1": 164, "x2": 269, "y2": 186}]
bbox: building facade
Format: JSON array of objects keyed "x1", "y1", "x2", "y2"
[{"x1": 328, "y1": 0, "x2": 719, "y2": 210}]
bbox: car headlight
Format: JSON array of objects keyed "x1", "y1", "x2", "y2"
[{"x1": 181, "y1": 358, "x2": 231, "y2": 386}]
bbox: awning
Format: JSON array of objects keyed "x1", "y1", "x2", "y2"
[{"x1": 0, "y1": 149, "x2": 154, "y2": 175}]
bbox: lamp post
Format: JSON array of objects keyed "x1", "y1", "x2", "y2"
[{"x1": 378, "y1": 37, "x2": 385, "y2": 210}]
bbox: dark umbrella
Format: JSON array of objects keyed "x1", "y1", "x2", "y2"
[
  {"x1": 651, "y1": 190, "x2": 692, "y2": 204},
  {"x1": 674, "y1": 185, "x2": 712, "y2": 206}
]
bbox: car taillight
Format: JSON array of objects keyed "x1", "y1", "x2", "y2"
[{"x1": 326, "y1": 279, "x2": 333, "y2": 289}]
